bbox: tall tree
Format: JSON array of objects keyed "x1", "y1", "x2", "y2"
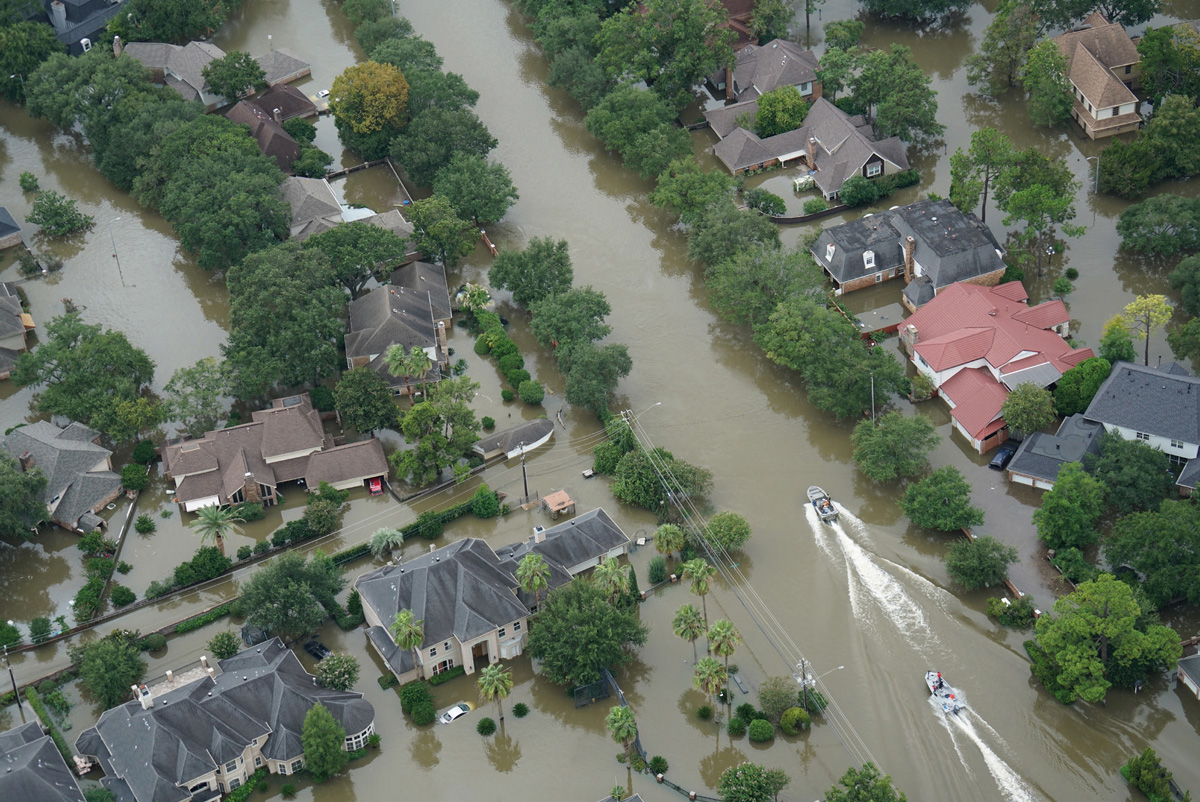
[
  {"x1": 948, "y1": 127, "x2": 1014, "y2": 222},
  {"x1": 488, "y1": 237, "x2": 574, "y2": 308},
  {"x1": 851, "y1": 412, "x2": 941, "y2": 482},
  {"x1": 994, "y1": 147, "x2": 1084, "y2": 273},
  {"x1": 530, "y1": 287, "x2": 612, "y2": 351},
  {"x1": 1106, "y1": 500, "x2": 1200, "y2": 608},
  {"x1": 301, "y1": 703, "x2": 349, "y2": 780},
  {"x1": 13, "y1": 312, "x2": 155, "y2": 439},
  {"x1": 720, "y1": 763, "x2": 792, "y2": 802},
  {"x1": 189, "y1": 505, "x2": 243, "y2": 556},
  {"x1": 605, "y1": 705, "x2": 638, "y2": 763},
  {"x1": 303, "y1": 221, "x2": 410, "y2": 299},
  {"x1": 751, "y1": 0, "x2": 794, "y2": 40},
  {"x1": 1034, "y1": 573, "x2": 1180, "y2": 704},
  {"x1": 406, "y1": 194, "x2": 477, "y2": 267},
  {"x1": 686, "y1": 205, "x2": 781, "y2": 269},
  {"x1": 334, "y1": 366, "x2": 398, "y2": 434},
  {"x1": 384, "y1": 344, "x2": 422, "y2": 403},
  {"x1": 1121, "y1": 295, "x2": 1172, "y2": 367},
  {"x1": 595, "y1": 0, "x2": 736, "y2": 110},
  {"x1": 1084, "y1": 432, "x2": 1174, "y2": 514},
  {"x1": 1117, "y1": 194, "x2": 1200, "y2": 258},
  {"x1": 330, "y1": 60, "x2": 410, "y2": 160},
  {"x1": 526, "y1": 579, "x2": 648, "y2": 686},
  {"x1": 692, "y1": 656, "x2": 728, "y2": 710},
  {"x1": 592, "y1": 557, "x2": 631, "y2": 604},
  {"x1": 861, "y1": 0, "x2": 969, "y2": 18},
  {"x1": 0, "y1": 455, "x2": 49, "y2": 540},
  {"x1": 944, "y1": 535, "x2": 1018, "y2": 590},
  {"x1": 899, "y1": 467, "x2": 984, "y2": 531},
  {"x1": 71, "y1": 633, "x2": 146, "y2": 709},
  {"x1": 611, "y1": 447, "x2": 713, "y2": 518},
  {"x1": 201, "y1": 50, "x2": 266, "y2": 105},
  {"x1": 705, "y1": 246, "x2": 822, "y2": 327},
  {"x1": 390, "y1": 609, "x2": 425, "y2": 679},
  {"x1": 240, "y1": 551, "x2": 345, "y2": 641},
  {"x1": 1031, "y1": 0, "x2": 1160, "y2": 30},
  {"x1": 682, "y1": 558, "x2": 717, "y2": 637},
  {"x1": 673, "y1": 603, "x2": 705, "y2": 663},
  {"x1": 108, "y1": 0, "x2": 240, "y2": 44},
  {"x1": 824, "y1": 763, "x2": 907, "y2": 802},
  {"x1": 707, "y1": 619, "x2": 740, "y2": 704},
  {"x1": 0, "y1": 21, "x2": 64, "y2": 103},
  {"x1": 852, "y1": 44, "x2": 945, "y2": 145},
  {"x1": 1099, "y1": 316, "x2": 1137, "y2": 364},
  {"x1": 516, "y1": 552, "x2": 550, "y2": 608},
  {"x1": 477, "y1": 663, "x2": 514, "y2": 721},
  {"x1": 753, "y1": 85, "x2": 809, "y2": 138},
  {"x1": 163, "y1": 358, "x2": 229, "y2": 437},
  {"x1": 703, "y1": 512, "x2": 752, "y2": 553},
  {"x1": 1137, "y1": 25, "x2": 1200, "y2": 110},
  {"x1": 1021, "y1": 41, "x2": 1073, "y2": 127},
  {"x1": 965, "y1": 1, "x2": 1038, "y2": 97},
  {"x1": 560, "y1": 342, "x2": 633, "y2": 414},
  {"x1": 432, "y1": 153, "x2": 519, "y2": 225},
  {"x1": 391, "y1": 106, "x2": 496, "y2": 186},
  {"x1": 1053, "y1": 357, "x2": 1112, "y2": 416},
  {"x1": 654, "y1": 523, "x2": 687, "y2": 560},
  {"x1": 1001, "y1": 382, "x2": 1057, "y2": 436},
  {"x1": 1033, "y1": 462, "x2": 1106, "y2": 549},
  {"x1": 648, "y1": 158, "x2": 736, "y2": 226},
  {"x1": 223, "y1": 242, "x2": 345, "y2": 399},
  {"x1": 1172, "y1": 254, "x2": 1200, "y2": 318},
  {"x1": 1141, "y1": 95, "x2": 1200, "y2": 182}
]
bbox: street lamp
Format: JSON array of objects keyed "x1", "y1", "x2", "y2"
[
  {"x1": 796, "y1": 662, "x2": 845, "y2": 711},
  {"x1": 8, "y1": 73, "x2": 24, "y2": 97},
  {"x1": 3, "y1": 621, "x2": 21, "y2": 711}
]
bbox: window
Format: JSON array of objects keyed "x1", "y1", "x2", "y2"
[
  {"x1": 1136, "y1": 432, "x2": 1150, "y2": 441},
  {"x1": 291, "y1": 760, "x2": 304, "y2": 774},
  {"x1": 498, "y1": 626, "x2": 506, "y2": 638},
  {"x1": 863, "y1": 250, "x2": 875, "y2": 269},
  {"x1": 429, "y1": 647, "x2": 437, "y2": 657},
  {"x1": 874, "y1": 273, "x2": 883, "y2": 283},
  {"x1": 513, "y1": 621, "x2": 521, "y2": 631},
  {"x1": 866, "y1": 162, "x2": 882, "y2": 178},
  {"x1": 278, "y1": 763, "x2": 286, "y2": 775},
  {"x1": 254, "y1": 757, "x2": 262, "y2": 768},
  {"x1": 1125, "y1": 65, "x2": 1132, "y2": 74},
  {"x1": 228, "y1": 779, "x2": 241, "y2": 791},
  {"x1": 225, "y1": 760, "x2": 238, "y2": 773},
  {"x1": 443, "y1": 641, "x2": 450, "y2": 650},
  {"x1": 825, "y1": 243, "x2": 835, "y2": 262},
  {"x1": 799, "y1": 81, "x2": 813, "y2": 95},
  {"x1": 1171, "y1": 439, "x2": 1185, "y2": 449},
  {"x1": 432, "y1": 659, "x2": 455, "y2": 675},
  {"x1": 1111, "y1": 107, "x2": 1119, "y2": 117}
]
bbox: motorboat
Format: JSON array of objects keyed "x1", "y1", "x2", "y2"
[
  {"x1": 926, "y1": 670, "x2": 964, "y2": 715},
  {"x1": 808, "y1": 485, "x2": 838, "y2": 524}
]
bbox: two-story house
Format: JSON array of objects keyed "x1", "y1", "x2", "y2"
[
  {"x1": 810, "y1": 199, "x2": 1006, "y2": 305},
  {"x1": 0, "y1": 721, "x2": 86, "y2": 802},
  {"x1": 1053, "y1": 12, "x2": 1141, "y2": 139},
  {"x1": 0, "y1": 207, "x2": 22, "y2": 250},
  {"x1": 0, "y1": 281, "x2": 35, "y2": 380},
  {"x1": 899, "y1": 282, "x2": 1093, "y2": 453},
  {"x1": 358, "y1": 508, "x2": 631, "y2": 683},
  {"x1": 710, "y1": 38, "x2": 821, "y2": 102},
  {"x1": 76, "y1": 639, "x2": 375, "y2": 802},
  {"x1": 162, "y1": 393, "x2": 387, "y2": 512}
]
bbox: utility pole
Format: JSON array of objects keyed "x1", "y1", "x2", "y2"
[
  {"x1": 519, "y1": 441, "x2": 529, "y2": 501},
  {"x1": 3, "y1": 637, "x2": 24, "y2": 721},
  {"x1": 870, "y1": 372, "x2": 876, "y2": 425}
]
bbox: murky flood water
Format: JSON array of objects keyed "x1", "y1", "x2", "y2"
[{"x1": 3, "y1": 0, "x2": 1200, "y2": 799}]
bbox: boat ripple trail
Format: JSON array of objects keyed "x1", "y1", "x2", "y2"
[
  {"x1": 930, "y1": 696, "x2": 975, "y2": 781},
  {"x1": 834, "y1": 507, "x2": 874, "y2": 545},
  {"x1": 805, "y1": 504, "x2": 841, "y2": 564},
  {"x1": 830, "y1": 523, "x2": 938, "y2": 647},
  {"x1": 805, "y1": 506, "x2": 869, "y2": 627},
  {"x1": 947, "y1": 707, "x2": 1037, "y2": 802}
]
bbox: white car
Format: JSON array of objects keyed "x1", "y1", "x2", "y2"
[
  {"x1": 316, "y1": 89, "x2": 330, "y2": 98},
  {"x1": 438, "y1": 703, "x2": 472, "y2": 724}
]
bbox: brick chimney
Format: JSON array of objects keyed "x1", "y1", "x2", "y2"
[
  {"x1": 17, "y1": 451, "x2": 33, "y2": 472},
  {"x1": 113, "y1": 35, "x2": 122, "y2": 58},
  {"x1": 725, "y1": 66, "x2": 734, "y2": 101},
  {"x1": 903, "y1": 236, "x2": 916, "y2": 284},
  {"x1": 806, "y1": 138, "x2": 817, "y2": 170}
]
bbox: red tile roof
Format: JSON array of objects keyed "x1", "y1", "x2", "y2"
[
  {"x1": 1011, "y1": 299, "x2": 1068, "y2": 329},
  {"x1": 940, "y1": 368, "x2": 1010, "y2": 440}
]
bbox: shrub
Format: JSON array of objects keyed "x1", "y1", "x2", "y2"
[
  {"x1": 727, "y1": 717, "x2": 746, "y2": 736},
  {"x1": 317, "y1": 653, "x2": 361, "y2": 691},
  {"x1": 518, "y1": 380, "x2": 545, "y2": 405},
  {"x1": 492, "y1": 338, "x2": 519, "y2": 360},
  {"x1": 145, "y1": 580, "x2": 172, "y2": 600},
  {"x1": 17, "y1": 252, "x2": 42, "y2": 277},
  {"x1": 840, "y1": 175, "x2": 880, "y2": 207},
  {"x1": 747, "y1": 719, "x2": 775, "y2": 742},
  {"x1": 648, "y1": 556, "x2": 667, "y2": 584},
  {"x1": 631, "y1": 754, "x2": 647, "y2": 772},
  {"x1": 428, "y1": 665, "x2": 466, "y2": 686},
  {"x1": 477, "y1": 716, "x2": 497, "y2": 735},
  {"x1": 231, "y1": 502, "x2": 266, "y2": 522},
  {"x1": 697, "y1": 705, "x2": 713, "y2": 720},
  {"x1": 208, "y1": 630, "x2": 241, "y2": 659},
  {"x1": 135, "y1": 514, "x2": 156, "y2": 534},
  {"x1": 142, "y1": 633, "x2": 167, "y2": 651},
  {"x1": 501, "y1": 389, "x2": 515, "y2": 402},
  {"x1": 281, "y1": 784, "x2": 297, "y2": 799},
  {"x1": 367, "y1": 733, "x2": 382, "y2": 749},
  {"x1": 803, "y1": 197, "x2": 829, "y2": 215},
  {"x1": 648, "y1": 755, "x2": 669, "y2": 774},
  {"x1": 506, "y1": 368, "x2": 531, "y2": 388},
  {"x1": 19, "y1": 171, "x2": 38, "y2": 192},
  {"x1": 987, "y1": 595, "x2": 1037, "y2": 628},
  {"x1": 0, "y1": 621, "x2": 21, "y2": 649},
  {"x1": 800, "y1": 689, "x2": 828, "y2": 713},
  {"x1": 780, "y1": 706, "x2": 811, "y2": 735},
  {"x1": 498, "y1": 353, "x2": 525, "y2": 374},
  {"x1": 310, "y1": 385, "x2": 335, "y2": 411},
  {"x1": 30, "y1": 617, "x2": 52, "y2": 644},
  {"x1": 411, "y1": 701, "x2": 437, "y2": 725},
  {"x1": 253, "y1": 540, "x2": 272, "y2": 555},
  {"x1": 378, "y1": 673, "x2": 399, "y2": 690},
  {"x1": 400, "y1": 680, "x2": 432, "y2": 714},
  {"x1": 117, "y1": 561, "x2": 132, "y2": 574},
  {"x1": 736, "y1": 702, "x2": 758, "y2": 721},
  {"x1": 132, "y1": 440, "x2": 156, "y2": 463},
  {"x1": 237, "y1": 545, "x2": 253, "y2": 560},
  {"x1": 111, "y1": 585, "x2": 136, "y2": 607},
  {"x1": 482, "y1": 416, "x2": 495, "y2": 430},
  {"x1": 512, "y1": 702, "x2": 530, "y2": 718},
  {"x1": 1065, "y1": 267, "x2": 1079, "y2": 281},
  {"x1": 744, "y1": 188, "x2": 786, "y2": 215},
  {"x1": 1051, "y1": 547, "x2": 1097, "y2": 585},
  {"x1": 470, "y1": 484, "x2": 500, "y2": 518},
  {"x1": 121, "y1": 463, "x2": 148, "y2": 491},
  {"x1": 417, "y1": 509, "x2": 444, "y2": 540},
  {"x1": 474, "y1": 335, "x2": 491, "y2": 355}
]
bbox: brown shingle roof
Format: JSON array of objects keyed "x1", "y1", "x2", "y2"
[
  {"x1": 1054, "y1": 13, "x2": 1140, "y2": 108},
  {"x1": 1069, "y1": 45, "x2": 1137, "y2": 108},
  {"x1": 226, "y1": 101, "x2": 300, "y2": 173},
  {"x1": 247, "y1": 84, "x2": 318, "y2": 121},
  {"x1": 305, "y1": 439, "x2": 387, "y2": 488}
]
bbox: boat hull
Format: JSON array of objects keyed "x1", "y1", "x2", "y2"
[
  {"x1": 807, "y1": 485, "x2": 838, "y2": 523},
  {"x1": 925, "y1": 670, "x2": 964, "y2": 714}
]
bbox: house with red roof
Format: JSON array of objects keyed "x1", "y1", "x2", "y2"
[{"x1": 899, "y1": 282, "x2": 1093, "y2": 453}]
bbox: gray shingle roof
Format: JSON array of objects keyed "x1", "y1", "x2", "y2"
[
  {"x1": 1007, "y1": 414, "x2": 1104, "y2": 485},
  {"x1": 1, "y1": 421, "x2": 119, "y2": 530},
  {"x1": 0, "y1": 721, "x2": 86, "y2": 802},
  {"x1": 732, "y1": 39, "x2": 819, "y2": 97},
  {"x1": 279, "y1": 177, "x2": 343, "y2": 240},
  {"x1": 254, "y1": 49, "x2": 310, "y2": 86},
  {"x1": 1084, "y1": 361, "x2": 1200, "y2": 445},
  {"x1": 304, "y1": 438, "x2": 387, "y2": 488},
  {"x1": 75, "y1": 639, "x2": 373, "y2": 802},
  {"x1": 0, "y1": 281, "x2": 26, "y2": 340},
  {"x1": 389, "y1": 262, "x2": 451, "y2": 323},
  {"x1": 346, "y1": 286, "x2": 442, "y2": 388},
  {"x1": 496, "y1": 508, "x2": 631, "y2": 597},
  {"x1": 0, "y1": 206, "x2": 21, "y2": 240}
]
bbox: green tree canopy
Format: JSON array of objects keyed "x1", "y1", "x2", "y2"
[
  {"x1": 900, "y1": 467, "x2": 984, "y2": 532},
  {"x1": 1099, "y1": 317, "x2": 1137, "y2": 364},
  {"x1": 526, "y1": 579, "x2": 648, "y2": 686},
  {"x1": 964, "y1": 1, "x2": 1038, "y2": 98},
  {"x1": 223, "y1": 242, "x2": 345, "y2": 399},
  {"x1": 71, "y1": 632, "x2": 147, "y2": 709},
  {"x1": 1106, "y1": 499, "x2": 1200, "y2": 608},
  {"x1": 823, "y1": 763, "x2": 907, "y2": 802},
  {"x1": 1033, "y1": 462, "x2": 1106, "y2": 550},
  {"x1": 432, "y1": 152, "x2": 519, "y2": 225},
  {"x1": 302, "y1": 703, "x2": 349, "y2": 780},
  {"x1": 1031, "y1": 0, "x2": 1159, "y2": 29},
  {"x1": 390, "y1": 376, "x2": 481, "y2": 486},
  {"x1": 852, "y1": 44, "x2": 944, "y2": 145},
  {"x1": 719, "y1": 762, "x2": 792, "y2": 802},
  {"x1": 488, "y1": 236, "x2": 574, "y2": 308},
  {"x1": 753, "y1": 84, "x2": 809, "y2": 137},
  {"x1": 13, "y1": 311, "x2": 155, "y2": 439},
  {"x1": 107, "y1": 0, "x2": 240, "y2": 43},
  {"x1": 686, "y1": 203, "x2": 781, "y2": 268},
  {"x1": 584, "y1": 84, "x2": 676, "y2": 156},
  {"x1": 945, "y1": 535, "x2": 1017, "y2": 590},
  {"x1": 1053, "y1": 357, "x2": 1111, "y2": 416},
  {"x1": 201, "y1": 50, "x2": 266, "y2": 105},
  {"x1": 1033, "y1": 573, "x2": 1180, "y2": 704},
  {"x1": 27, "y1": 190, "x2": 93, "y2": 237},
  {"x1": 1084, "y1": 432, "x2": 1174, "y2": 514},
  {"x1": 330, "y1": 59, "x2": 409, "y2": 136},
  {"x1": 649, "y1": 158, "x2": 736, "y2": 226},
  {"x1": 530, "y1": 286, "x2": 612, "y2": 351},
  {"x1": 1021, "y1": 40, "x2": 1073, "y2": 127},
  {"x1": 1137, "y1": 24, "x2": 1200, "y2": 110},
  {"x1": 163, "y1": 357, "x2": 229, "y2": 437},
  {"x1": 316, "y1": 653, "x2": 361, "y2": 692},
  {"x1": 851, "y1": 411, "x2": 941, "y2": 482},
  {"x1": 1141, "y1": 94, "x2": 1200, "y2": 182},
  {"x1": 948, "y1": 127, "x2": 1014, "y2": 222},
  {"x1": 0, "y1": 454, "x2": 49, "y2": 540},
  {"x1": 1117, "y1": 194, "x2": 1200, "y2": 257},
  {"x1": 1121, "y1": 294, "x2": 1172, "y2": 367},
  {"x1": 560, "y1": 342, "x2": 633, "y2": 414},
  {"x1": 303, "y1": 220, "x2": 410, "y2": 299},
  {"x1": 0, "y1": 21, "x2": 64, "y2": 103},
  {"x1": 611, "y1": 447, "x2": 713, "y2": 517},
  {"x1": 705, "y1": 245, "x2": 823, "y2": 328},
  {"x1": 239, "y1": 550, "x2": 346, "y2": 642},
  {"x1": 860, "y1": 0, "x2": 969, "y2": 18},
  {"x1": 406, "y1": 194, "x2": 477, "y2": 267},
  {"x1": 1001, "y1": 382, "x2": 1056, "y2": 436},
  {"x1": 391, "y1": 106, "x2": 496, "y2": 186},
  {"x1": 334, "y1": 367, "x2": 398, "y2": 434},
  {"x1": 703, "y1": 511, "x2": 751, "y2": 552}
]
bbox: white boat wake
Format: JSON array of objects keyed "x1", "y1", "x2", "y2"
[{"x1": 934, "y1": 697, "x2": 1036, "y2": 802}]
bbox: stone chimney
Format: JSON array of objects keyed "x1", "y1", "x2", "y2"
[
  {"x1": 903, "y1": 236, "x2": 916, "y2": 284},
  {"x1": 113, "y1": 35, "x2": 122, "y2": 58},
  {"x1": 49, "y1": 0, "x2": 67, "y2": 33},
  {"x1": 272, "y1": 107, "x2": 282, "y2": 123},
  {"x1": 17, "y1": 451, "x2": 33, "y2": 472},
  {"x1": 806, "y1": 138, "x2": 817, "y2": 170},
  {"x1": 725, "y1": 65, "x2": 734, "y2": 101}
]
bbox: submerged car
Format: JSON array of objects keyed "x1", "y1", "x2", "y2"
[
  {"x1": 439, "y1": 703, "x2": 472, "y2": 724},
  {"x1": 303, "y1": 640, "x2": 332, "y2": 660},
  {"x1": 989, "y1": 445, "x2": 1017, "y2": 471},
  {"x1": 369, "y1": 477, "x2": 383, "y2": 495},
  {"x1": 316, "y1": 89, "x2": 330, "y2": 98}
]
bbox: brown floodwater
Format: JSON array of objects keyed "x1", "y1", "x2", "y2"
[{"x1": 3, "y1": 0, "x2": 1200, "y2": 799}]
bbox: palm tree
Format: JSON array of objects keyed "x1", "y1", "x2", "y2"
[
  {"x1": 369, "y1": 527, "x2": 403, "y2": 559},
  {"x1": 389, "y1": 609, "x2": 425, "y2": 679},
  {"x1": 516, "y1": 553, "x2": 550, "y2": 609},
  {"x1": 692, "y1": 656, "x2": 727, "y2": 714},
  {"x1": 673, "y1": 604, "x2": 704, "y2": 664},
  {"x1": 190, "y1": 505, "x2": 244, "y2": 556},
  {"x1": 605, "y1": 705, "x2": 638, "y2": 763},
  {"x1": 653, "y1": 523, "x2": 685, "y2": 560},
  {"x1": 383, "y1": 344, "x2": 414, "y2": 402},
  {"x1": 707, "y1": 619, "x2": 740, "y2": 707},
  {"x1": 592, "y1": 557, "x2": 629, "y2": 604},
  {"x1": 406, "y1": 346, "x2": 433, "y2": 402},
  {"x1": 476, "y1": 663, "x2": 514, "y2": 721},
  {"x1": 681, "y1": 558, "x2": 717, "y2": 646}
]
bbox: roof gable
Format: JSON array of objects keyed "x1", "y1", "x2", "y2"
[{"x1": 1085, "y1": 361, "x2": 1200, "y2": 444}]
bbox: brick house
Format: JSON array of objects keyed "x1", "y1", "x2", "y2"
[
  {"x1": 709, "y1": 38, "x2": 821, "y2": 102},
  {"x1": 811, "y1": 199, "x2": 1005, "y2": 304},
  {"x1": 0, "y1": 206, "x2": 22, "y2": 250},
  {"x1": 1053, "y1": 12, "x2": 1141, "y2": 139}
]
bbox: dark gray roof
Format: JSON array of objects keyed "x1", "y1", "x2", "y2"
[
  {"x1": 1007, "y1": 414, "x2": 1104, "y2": 485},
  {"x1": 0, "y1": 721, "x2": 86, "y2": 802},
  {"x1": 902, "y1": 275, "x2": 935, "y2": 308},
  {"x1": 0, "y1": 206, "x2": 21, "y2": 239},
  {"x1": 1179, "y1": 653, "x2": 1200, "y2": 687},
  {"x1": 346, "y1": 286, "x2": 439, "y2": 365},
  {"x1": 813, "y1": 199, "x2": 1003, "y2": 288},
  {"x1": 76, "y1": 639, "x2": 373, "y2": 802},
  {"x1": 0, "y1": 281, "x2": 25, "y2": 340},
  {"x1": 1084, "y1": 361, "x2": 1200, "y2": 445},
  {"x1": 366, "y1": 625, "x2": 413, "y2": 675},
  {"x1": 389, "y1": 262, "x2": 451, "y2": 323},
  {"x1": 1158, "y1": 361, "x2": 1193, "y2": 376},
  {"x1": 731, "y1": 39, "x2": 818, "y2": 97},
  {"x1": 1176, "y1": 457, "x2": 1200, "y2": 490},
  {"x1": 1, "y1": 421, "x2": 119, "y2": 530},
  {"x1": 498, "y1": 508, "x2": 630, "y2": 582}
]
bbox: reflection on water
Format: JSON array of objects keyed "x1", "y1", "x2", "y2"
[{"x1": 484, "y1": 726, "x2": 522, "y2": 773}]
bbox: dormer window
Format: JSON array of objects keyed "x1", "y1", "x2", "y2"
[
  {"x1": 825, "y1": 243, "x2": 835, "y2": 262},
  {"x1": 863, "y1": 250, "x2": 876, "y2": 270}
]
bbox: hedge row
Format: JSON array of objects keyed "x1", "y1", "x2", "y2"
[
  {"x1": 225, "y1": 768, "x2": 269, "y2": 802},
  {"x1": 73, "y1": 557, "x2": 116, "y2": 623},
  {"x1": 174, "y1": 602, "x2": 234, "y2": 635},
  {"x1": 473, "y1": 311, "x2": 544, "y2": 406},
  {"x1": 428, "y1": 665, "x2": 466, "y2": 686},
  {"x1": 841, "y1": 169, "x2": 921, "y2": 208},
  {"x1": 25, "y1": 687, "x2": 73, "y2": 761}
]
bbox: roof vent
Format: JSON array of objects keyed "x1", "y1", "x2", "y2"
[{"x1": 931, "y1": 216, "x2": 938, "y2": 223}]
